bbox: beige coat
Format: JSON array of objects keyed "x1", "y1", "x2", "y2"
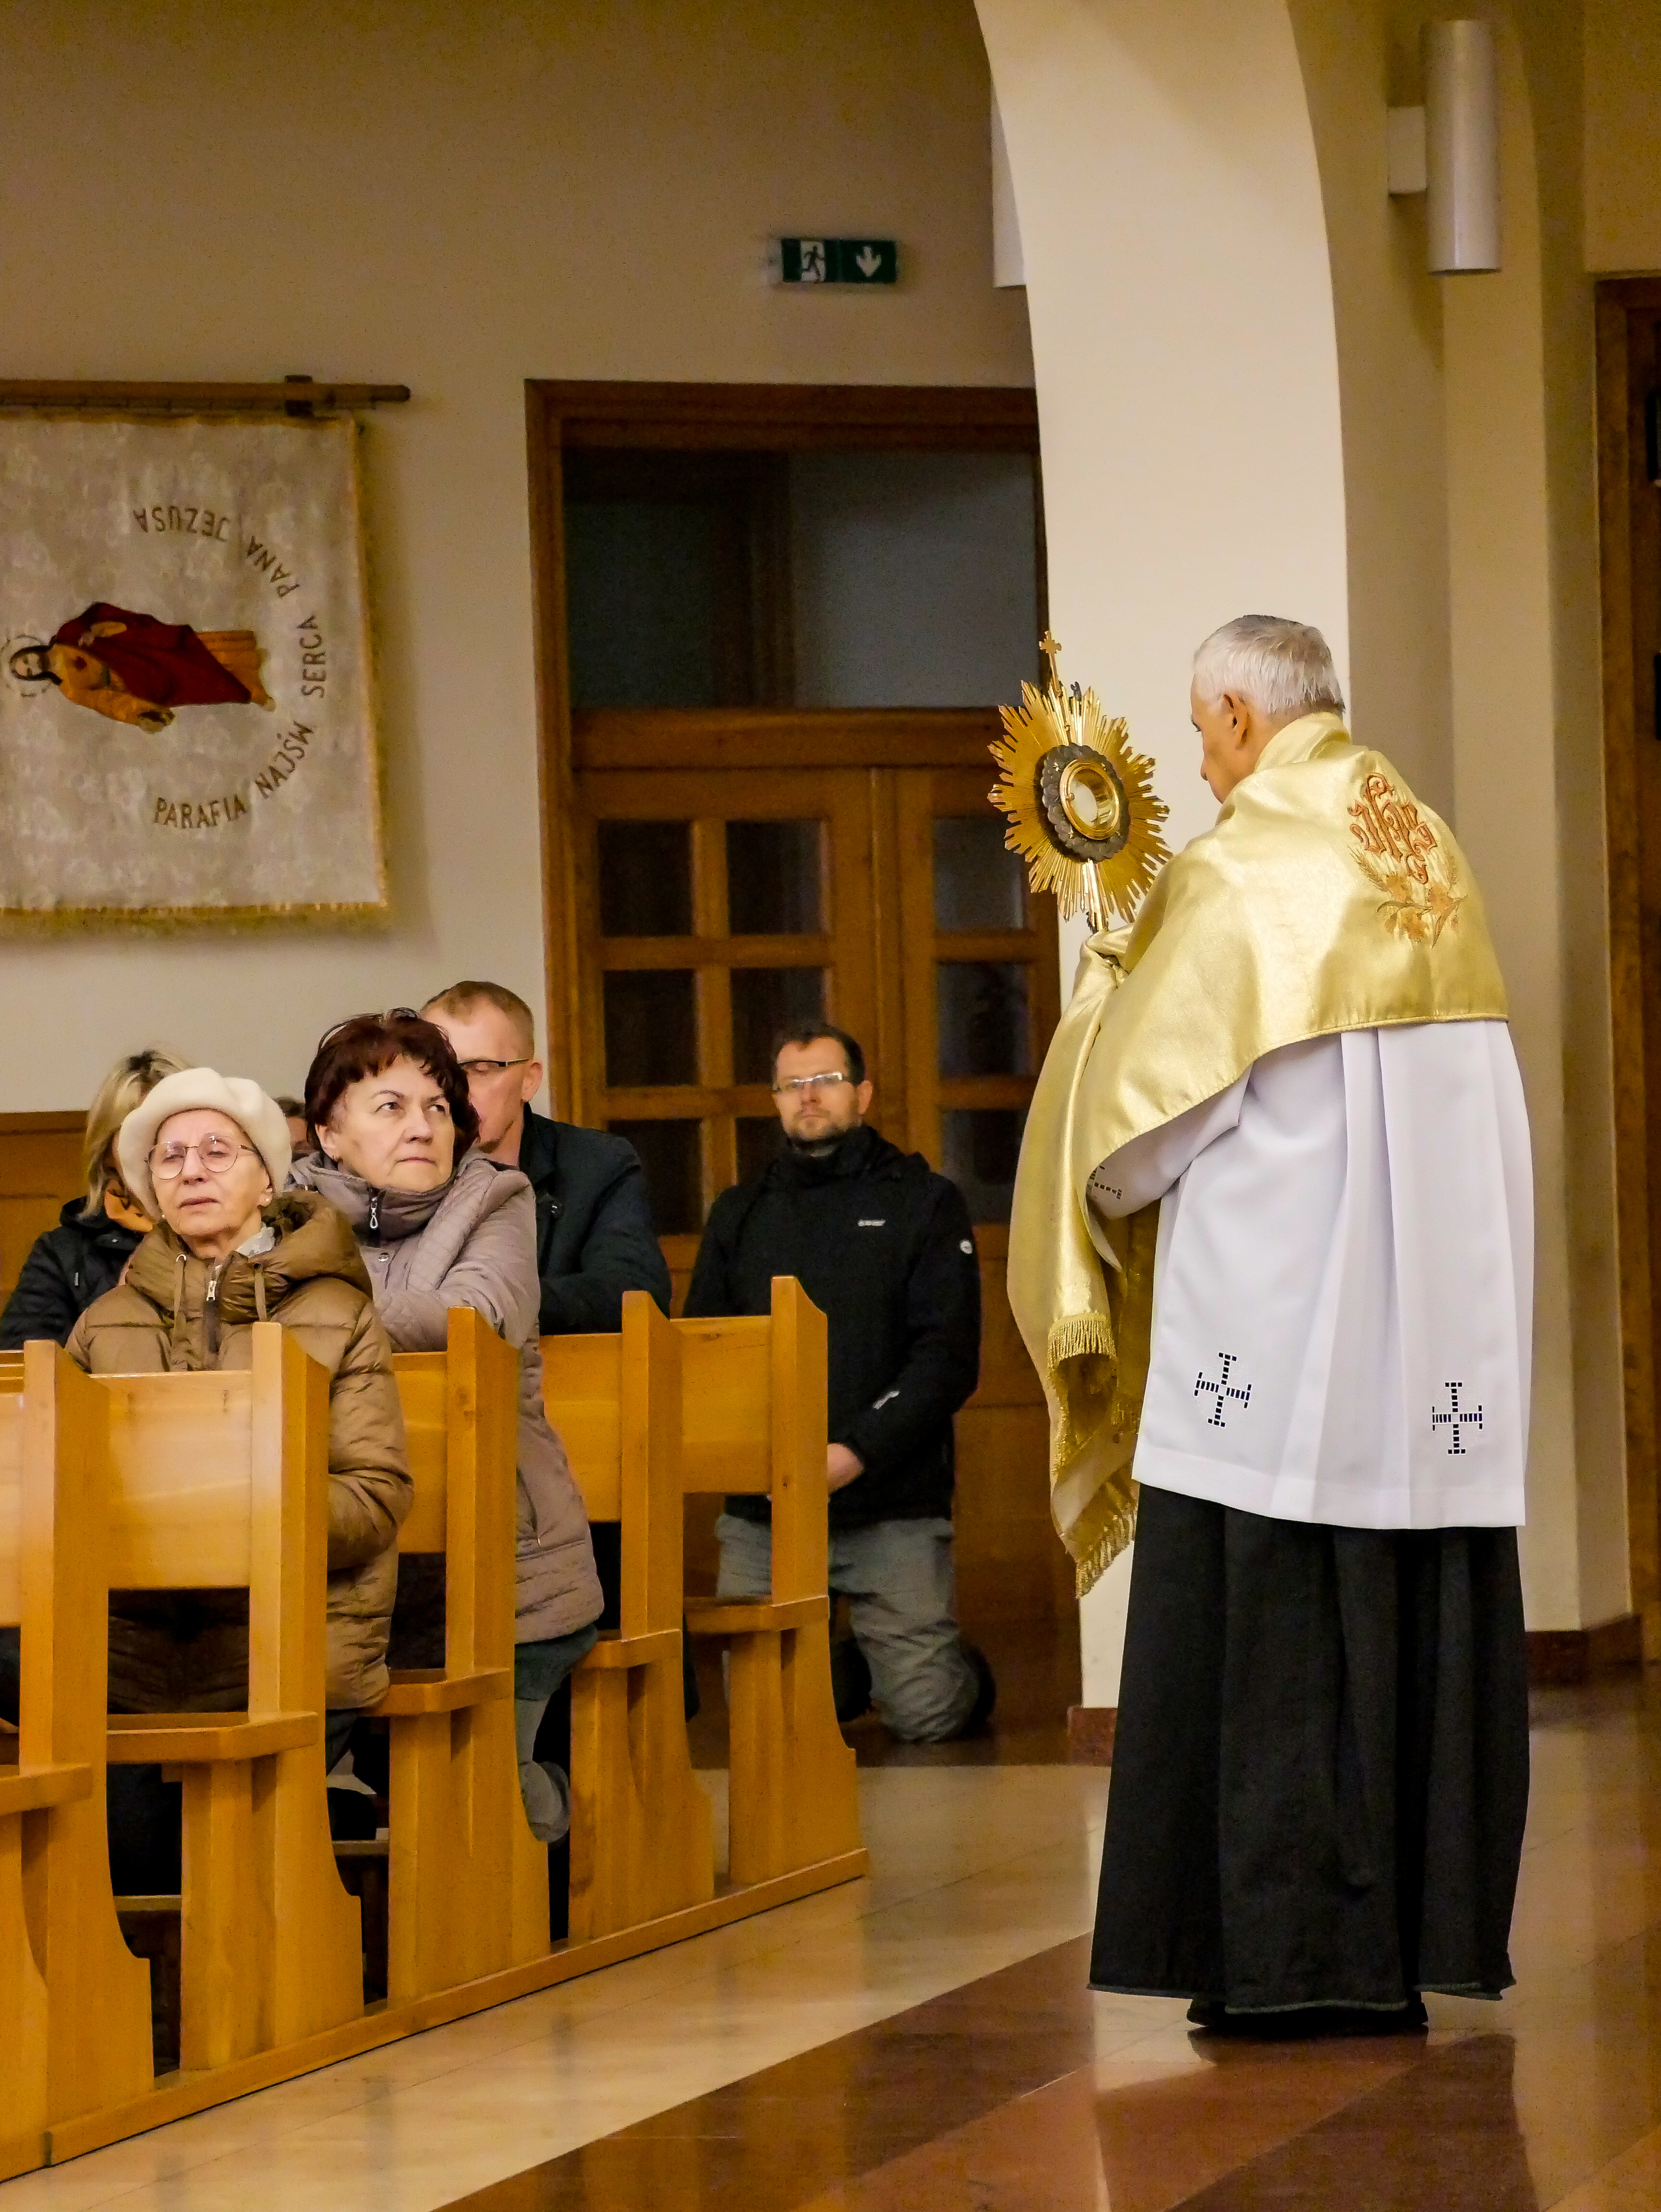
[
  {"x1": 290, "y1": 1153, "x2": 603, "y2": 1643},
  {"x1": 65, "y1": 1191, "x2": 412, "y2": 1710}
]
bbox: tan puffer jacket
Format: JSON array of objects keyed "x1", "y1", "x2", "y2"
[{"x1": 65, "y1": 1190, "x2": 412, "y2": 1711}]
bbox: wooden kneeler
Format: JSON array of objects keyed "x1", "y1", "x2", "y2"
[
  {"x1": 544, "y1": 1292, "x2": 714, "y2": 1940},
  {"x1": 0, "y1": 1344, "x2": 151, "y2": 2175},
  {"x1": 100, "y1": 1326, "x2": 363, "y2": 2072},
  {"x1": 383, "y1": 1308, "x2": 547, "y2": 2001},
  {"x1": 680, "y1": 1278, "x2": 863, "y2": 1887}
]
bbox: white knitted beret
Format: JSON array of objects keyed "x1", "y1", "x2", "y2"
[{"x1": 116, "y1": 1067, "x2": 292, "y2": 1220}]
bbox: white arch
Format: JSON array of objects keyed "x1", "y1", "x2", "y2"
[
  {"x1": 976, "y1": 0, "x2": 1353, "y2": 1699},
  {"x1": 976, "y1": 0, "x2": 1349, "y2": 856}
]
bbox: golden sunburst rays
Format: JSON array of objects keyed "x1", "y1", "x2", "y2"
[{"x1": 989, "y1": 632, "x2": 1171, "y2": 926}]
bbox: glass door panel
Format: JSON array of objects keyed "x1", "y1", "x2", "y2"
[
  {"x1": 574, "y1": 768, "x2": 878, "y2": 1287},
  {"x1": 896, "y1": 767, "x2": 1059, "y2": 1225}
]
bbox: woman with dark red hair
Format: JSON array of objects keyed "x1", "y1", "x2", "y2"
[{"x1": 293, "y1": 1010, "x2": 603, "y2": 1843}]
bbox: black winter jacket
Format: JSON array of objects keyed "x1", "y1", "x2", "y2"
[
  {"x1": 1, "y1": 1199, "x2": 144, "y2": 1350},
  {"x1": 685, "y1": 1126, "x2": 981, "y2": 1529},
  {"x1": 517, "y1": 1107, "x2": 672, "y2": 1335}
]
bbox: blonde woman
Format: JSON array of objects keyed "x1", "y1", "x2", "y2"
[{"x1": 0, "y1": 1047, "x2": 187, "y2": 1350}]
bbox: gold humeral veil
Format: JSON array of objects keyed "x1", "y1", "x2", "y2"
[{"x1": 1007, "y1": 710, "x2": 1509, "y2": 1593}]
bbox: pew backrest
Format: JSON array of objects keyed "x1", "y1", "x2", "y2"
[
  {"x1": 669, "y1": 1277, "x2": 829, "y2": 1605},
  {"x1": 0, "y1": 1378, "x2": 25, "y2": 1625},
  {"x1": 390, "y1": 1307, "x2": 519, "y2": 1677},
  {"x1": 0, "y1": 1343, "x2": 114, "y2": 1765},
  {"x1": 542, "y1": 1292, "x2": 682, "y2": 1639},
  {"x1": 92, "y1": 1327, "x2": 331, "y2": 1719}
]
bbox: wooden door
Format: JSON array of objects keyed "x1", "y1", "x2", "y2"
[
  {"x1": 1596, "y1": 281, "x2": 1661, "y2": 1641},
  {"x1": 895, "y1": 770, "x2": 1067, "y2": 1622},
  {"x1": 570, "y1": 755, "x2": 1063, "y2": 1625},
  {"x1": 574, "y1": 768, "x2": 879, "y2": 1305},
  {"x1": 0, "y1": 1114, "x2": 84, "y2": 1301},
  {"x1": 528, "y1": 380, "x2": 1067, "y2": 1628}
]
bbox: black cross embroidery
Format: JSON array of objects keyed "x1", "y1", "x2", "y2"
[
  {"x1": 1195, "y1": 1354, "x2": 1251, "y2": 1429},
  {"x1": 1432, "y1": 1382, "x2": 1483, "y2": 1456}
]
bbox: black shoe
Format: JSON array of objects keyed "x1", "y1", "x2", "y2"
[
  {"x1": 830, "y1": 1633, "x2": 873, "y2": 1724},
  {"x1": 1189, "y1": 1997, "x2": 1428, "y2": 2039},
  {"x1": 327, "y1": 1784, "x2": 381, "y2": 1842},
  {"x1": 953, "y1": 1642, "x2": 997, "y2": 1738}
]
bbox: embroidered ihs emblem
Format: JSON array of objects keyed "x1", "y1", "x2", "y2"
[
  {"x1": 1432, "y1": 1382, "x2": 1483, "y2": 1455},
  {"x1": 1195, "y1": 1353, "x2": 1251, "y2": 1429},
  {"x1": 1348, "y1": 772, "x2": 1464, "y2": 946}
]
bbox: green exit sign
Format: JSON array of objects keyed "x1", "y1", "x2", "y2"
[{"x1": 774, "y1": 237, "x2": 898, "y2": 286}]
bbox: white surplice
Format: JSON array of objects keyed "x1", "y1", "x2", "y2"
[{"x1": 1087, "y1": 1021, "x2": 1532, "y2": 1530}]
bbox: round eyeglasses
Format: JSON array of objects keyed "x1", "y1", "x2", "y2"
[{"x1": 150, "y1": 1137, "x2": 256, "y2": 1181}]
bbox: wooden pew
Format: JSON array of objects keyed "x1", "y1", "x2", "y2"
[
  {"x1": 0, "y1": 1343, "x2": 152, "y2": 2176},
  {"x1": 381, "y1": 1308, "x2": 547, "y2": 2000},
  {"x1": 543, "y1": 1291, "x2": 715, "y2": 1940},
  {"x1": 678, "y1": 1278, "x2": 862, "y2": 1887},
  {"x1": 0, "y1": 1297, "x2": 864, "y2": 2174},
  {"x1": 99, "y1": 1325, "x2": 363, "y2": 2072}
]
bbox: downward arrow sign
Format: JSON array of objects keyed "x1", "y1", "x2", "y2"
[{"x1": 855, "y1": 246, "x2": 882, "y2": 277}]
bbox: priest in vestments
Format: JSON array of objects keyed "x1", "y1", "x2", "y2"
[{"x1": 1008, "y1": 615, "x2": 1530, "y2": 2035}]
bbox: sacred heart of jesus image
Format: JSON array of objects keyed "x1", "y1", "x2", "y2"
[
  {"x1": 0, "y1": 413, "x2": 384, "y2": 918},
  {"x1": 7, "y1": 604, "x2": 274, "y2": 732}
]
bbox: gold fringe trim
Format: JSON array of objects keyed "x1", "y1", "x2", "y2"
[
  {"x1": 1065, "y1": 1480, "x2": 1139, "y2": 1598},
  {"x1": 1046, "y1": 1309, "x2": 1119, "y2": 1470},
  {"x1": 1047, "y1": 1310, "x2": 1116, "y2": 1368}
]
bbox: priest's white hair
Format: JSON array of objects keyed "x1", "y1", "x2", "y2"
[{"x1": 1192, "y1": 615, "x2": 1345, "y2": 719}]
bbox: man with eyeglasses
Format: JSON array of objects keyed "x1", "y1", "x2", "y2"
[
  {"x1": 685, "y1": 1023, "x2": 994, "y2": 1743},
  {"x1": 421, "y1": 980, "x2": 671, "y2": 1331},
  {"x1": 421, "y1": 983, "x2": 685, "y2": 1736}
]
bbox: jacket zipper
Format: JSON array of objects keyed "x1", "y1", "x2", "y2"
[{"x1": 368, "y1": 1190, "x2": 380, "y2": 1238}]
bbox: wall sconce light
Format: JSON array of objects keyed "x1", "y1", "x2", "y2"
[{"x1": 1387, "y1": 19, "x2": 1500, "y2": 274}]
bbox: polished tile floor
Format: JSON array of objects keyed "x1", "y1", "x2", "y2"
[{"x1": 3, "y1": 1672, "x2": 1658, "y2": 2212}]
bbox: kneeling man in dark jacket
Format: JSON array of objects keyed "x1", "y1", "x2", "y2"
[{"x1": 686, "y1": 1024, "x2": 992, "y2": 1742}]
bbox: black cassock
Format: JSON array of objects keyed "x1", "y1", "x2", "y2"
[{"x1": 1090, "y1": 1483, "x2": 1530, "y2": 2013}]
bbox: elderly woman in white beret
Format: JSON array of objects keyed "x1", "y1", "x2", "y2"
[{"x1": 65, "y1": 1067, "x2": 411, "y2": 1888}]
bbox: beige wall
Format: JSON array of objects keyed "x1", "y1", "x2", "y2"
[
  {"x1": 0, "y1": 0, "x2": 1030, "y2": 1110},
  {"x1": 1439, "y1": 12, "x2": 1624, "y2": 1630},
  {"x1": 1296, "y1": 0, "x2": 1623, "y2": 1629},
  {"x1": 1287, "y1": 0, "x2": 1453, "y2": 812},
  {"x1": 990, "y1": 0, "x2": 1630, "y2": 1633},
  {"x1": 976, "y1": 0, "x2": 1351, "y2": 1695},
  {"x1": 975, "y1": 0, "x2": 1349, "y2": 863}
]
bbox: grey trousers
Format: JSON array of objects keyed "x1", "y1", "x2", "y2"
[
  {"x1": 715, "y1": 1512, "x2": 977, "y2": 1743},
  {"x1": 514, "y1": 1623, "x2": 599, "y2": 1843}
]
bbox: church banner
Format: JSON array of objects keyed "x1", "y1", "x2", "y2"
[{"x1": 0, "y1": 414, "x2": 384, "y2": 917}]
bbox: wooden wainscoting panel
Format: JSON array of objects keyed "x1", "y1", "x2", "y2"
[
  {"x1": 953, "y1": 1402, "x2": 1072, "y2": 1627},
  {"x1": 0, "y1": 1117, "x2": 84, "y2": 1303}
]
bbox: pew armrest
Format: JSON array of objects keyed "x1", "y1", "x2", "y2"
[
  {"x1": 685, "y1": 1597, "x2": 830, "y2": 1635},
  {"x1": 372, "y1": 1667, "x2": 512, "y2": 1716},
  {"x1": 578, "y1": 1628, "x2": 684, "y2": 1672},
  {"x1": 106, "y1": 1712, "x2": 319, "y2": 1761},
  {"x1": 0, "y1": 1759, "x2": 93, "y2": 1812}
]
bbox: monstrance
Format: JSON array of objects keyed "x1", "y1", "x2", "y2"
[{"x1": 989, "y1": 632, "x2": 1171, "y2": 928}]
